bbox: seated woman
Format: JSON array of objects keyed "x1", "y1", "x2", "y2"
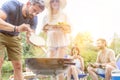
[{"x1": 67, "y1": 46, "x2": 84, "y2": 80}]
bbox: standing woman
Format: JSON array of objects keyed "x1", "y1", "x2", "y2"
[
  {"x1": 43, "y1": 0, "x2": 71, "y2": 59},
  {"x1": 43, "y1": 0, "x2": 71, "y2": 80}
]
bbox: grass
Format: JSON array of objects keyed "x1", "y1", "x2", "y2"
[{"x1": 2, "y1": 72, "x2": 12, "y2": 80}]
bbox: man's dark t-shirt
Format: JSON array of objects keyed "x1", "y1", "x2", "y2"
[{"x1": 0, "y1": 0, "x2": 38, "y2": 36}]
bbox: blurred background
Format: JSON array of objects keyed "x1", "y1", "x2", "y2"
[{"x1": 1, "y1": 0, "x2": 120, "y2": 79}]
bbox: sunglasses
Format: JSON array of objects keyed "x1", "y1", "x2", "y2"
[{"x1": 50, "y1": 0, "x2": 59, "y2": 3}]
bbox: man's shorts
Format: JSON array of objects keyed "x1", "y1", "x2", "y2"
[
  {"x1": 0, "y1": 33, "x2": 22, "y2": 61},
  {"x1": 96, "y1": 68, "x2": 105, "y2": 74}
]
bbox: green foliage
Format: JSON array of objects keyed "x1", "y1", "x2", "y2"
[
  {"x1": 2, "y1": 73, "x2": 12, "y2": 80},
  {"x1": 2, "y1": 61, "x2": 13, "y2": 72},
  {"x1": 39, "y1": 31, "x2": 47, "y2": 40},
  {"x1": 20, "y1": 33, "x2": 35, "y2": 58},
  {"x1": 22, "y1": 43, "x2": 35, "y2": 58},
  {"x1": 110, "y1": 33, "x2": 120, "y2": 56},
  {"x1": 82, "y1": 50, "x2": 97, "y2": 65},
  {"x1": 73, "y1": 32, "x2": 93, "y2": 50},
  {"x1": 80, "y1": 49, "x2": 97, "y2": 72}
]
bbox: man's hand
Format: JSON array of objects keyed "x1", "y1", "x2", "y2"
[
  {"x1": 93, "y1": 63, "x2": 101, "y2": 68},
  {"x1": 17, "y1": 24, "x2": 32, "y2": 32},
  {"x1": 89, "y1": 63, "x2": 100, "y2": 68}
]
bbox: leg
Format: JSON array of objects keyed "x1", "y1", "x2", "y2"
[
  {"x1": 57, "y1": 73, "x2": 64, "y2": 80},
  {"x1": 12, "y1": 60, "x2": 23, "y2": 80},
  {"x1": 67, "y1": 67, "x2": 72, "y2": 80},
  {"x1": 47, "y1": 47, "x2": 56, "y2": 58},
  {"x1": 0, "y1": 33, "x2": 23, "y2": 80},
  {"x1": 0, "y1": 34, "x2": 6, "y2": 80},
  {"x1": 0, "y1": 58, "x2": 4, "y2": 80},
  {"x1": 57, "y1": 47, "x2": 66, "y2": 80},
  {"x1": 87, "y1": 66, "x2": 99, "y2": 80},
  {"x1": 105, "y1": 65, "x2": 116, "y2": 80},
  {"x1": 6, "y1": 36, "x2": 23, "y2": 80},
  {"x1": 47, "y1": 48, "x2": 58, "y2": 80},
  {"x1": 57, "y1": 47, "x2": 66, "y2": 58},
  {"x1": 71, "y1": 66, "x2": 79, "y2": 80}
]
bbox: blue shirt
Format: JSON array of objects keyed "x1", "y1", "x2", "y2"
[{"x1": 0, "y1": 0, "x2": 38, "y2": 36}]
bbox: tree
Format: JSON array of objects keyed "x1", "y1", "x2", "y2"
[
  {"x1": 110, "y1": 33, "x2": 120, "y2": 56},
  {"x1": 73, "y1": 32, "x2": 94, "y2": 51}
]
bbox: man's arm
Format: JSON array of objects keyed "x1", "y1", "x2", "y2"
[
  {"x1": 0, "y1": 10, "x2": 15, "y2": 31},
  {"x1": 80, "y1": 57, "x2": 84, "y2": 71},
  {"x1": 0, "y1": 10, "x2": 32, "y2": 32},
  {"x1": 26, "y1": 16, "x2": 38, "y2": 43},
  {"x1": 89, "y1": 52, "x2": 101, "y2": 68}
]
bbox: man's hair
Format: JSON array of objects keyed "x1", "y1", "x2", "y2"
[
  {"x1": 97, "y1": 38, "x2": 107, "y2": 46},
  {"x1": 29, "y1": 0, "x2": 45, "y2": 11}
]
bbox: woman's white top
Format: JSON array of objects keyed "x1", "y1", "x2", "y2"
[
  {"x1": 73, "y1": 58, "x2": 81, "y2": 69},
  {"x1": 42, "y1": 12, "x2": 70, "y2": 47}
]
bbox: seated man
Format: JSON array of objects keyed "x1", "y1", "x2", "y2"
[{"x1": 87, "y1": 38, "x2": 117, "y2": 80}]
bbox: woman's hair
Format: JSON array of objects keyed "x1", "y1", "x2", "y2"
[
  {"x1": 45, "y1": 0, "x2": 66, "y2": 9},
  {"x1": 71, "y1": 47, "x2": 80, "y2": 56},
  {"x1": 45, "y1": 0, "x2": 66, "y2": 22}
]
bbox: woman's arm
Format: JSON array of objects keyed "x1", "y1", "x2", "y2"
[{"x1": 78, "y1": 56, "x2": 84, "y2": 71}]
